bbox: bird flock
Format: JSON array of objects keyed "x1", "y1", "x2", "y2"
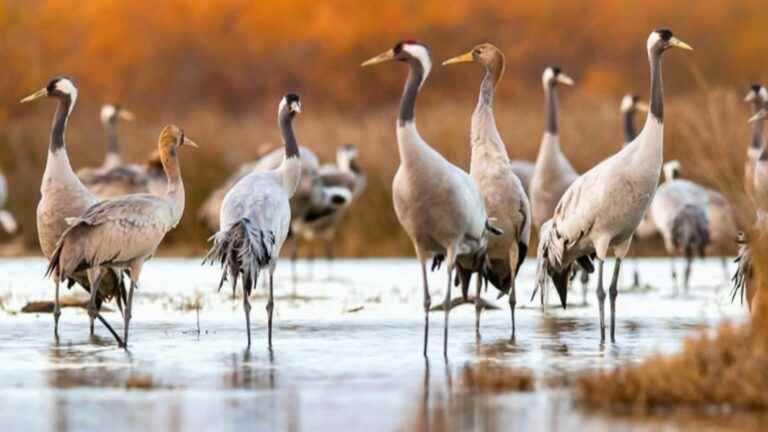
[{"x1": 11, "y1": 28, "x2": 757, "y2": 357}]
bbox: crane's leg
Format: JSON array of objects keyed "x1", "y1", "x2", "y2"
[
  {"x1": 123, "y1": 261, "x2": 144, "y2": 348},
  {"x1": 509, "y1": 276, "x2": 517, "y2": 342},
  {"x1": 442, "y1": 255, "x2": 455, "y2": 359},
  {"x1": 53, "y1": 278, "x2": 61, "y2": 340},
  {"x1": 596, "y1": 260, "x2": 606, "y2": 343},
  {"x1": 307, "y1": 244, "x2": 315, "y2": 281},
  {"x1": 474, "y1": 274, "x2": 482, "y2": 334},
  {"x1": 418, "y1": 256, "x2": 431, "y2": 358},
  {"x1": 670, "y1": 257, "x2": 679, "y2": 296},
  {"x1": 684, "y1": 256, "x2": 692, "y2": 296},
  {"x1": 267, "y1": 270, "x2": 275, "y2": 350},
  {"x1": 325, "y1": 240, "x2": 334, "y2": 280},
  {"x1": 87, "y1": 268, "x2": 104, "y2": 336},
  {"x1": 580, "y1": 270, "x2": 589, "y2": 306},
  {"x1": 290, "y1": 239, "x2": 299, "y2": 296},
  {"x1": 243, "y1": 274, "x2": 252, "y2": 349},
  {"x1": 633, "y1": 254, "x2": 642, "y2": 289},
  {"x1": 123, "y1": 280, "x2": 136, "y2": 348},
  {"x1": 608, "y1": 258, "x2": 622, "y2": 343}
]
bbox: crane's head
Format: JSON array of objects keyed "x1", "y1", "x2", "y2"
[
  {"x1": 338, "y1": 144, "x2": 358, "y2": 161},
  {"x1": 620, "y1": 94, "x2": 649, "y2": 114},
  {"x1": 663, "y1": 160, "x2": 682, "y2": 182},
  {"x1": 442, "y1": 43, "x2": 504, "y2": 68},
  {"x1": 279, "y1": 93, "x2": 302, "y2": 118},
  {"x1": 745, "y1": 83, "x2": 768, "y2": 108},
  {"x1": 20, "y1": 76, "x2": 78, "y2": 104},
  {"x1": 646, "y1": 29, "x2": 692, "y2": 57},
  {"x1": 361, "y1": 41, "x2": 432, "y2": 82},
  {"x1": 100, "y1": 104, "x2": 135, "y2": 125},
  {"x1": 159, "y1": 125, "x2": 198, "y2": 157},
  {"x1": 542, "y1": 66, "x2": 574, "y2": 90}
]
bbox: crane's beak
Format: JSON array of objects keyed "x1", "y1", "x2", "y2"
[
  {"x1": 749, "y1": 109, "x2": 767, "y2": 124},
  {"x1": 669, "y1": 37, "x2": 693, "y2": 51},
  {"x1": 118, "y1": 109, "x2": 135, "y2": 121},
  {"x1": 361, "y1": 49, "x2": 395, "y2": 67},
  {"x1": 20, "y1": 88, "x2": 48, "y2": 103},
  {"x1": 442, "y1": 51, "x2": 474, "y2": 66},
  {"x1": 556, "y1": 73, "x2": 575, "y2": 86},
  {"x1": 635, "y1": 101, "x2": 650, "y2": 112},
  {"x1": 182, "y1": 137, "x2": 199, "y2": 148}
]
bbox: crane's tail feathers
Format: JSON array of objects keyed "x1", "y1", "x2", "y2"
[
  {"x1": 672, "y1": 204, "x2": 710, "y2": 258},
  {"x1": 534, "y1": 221, "x2": 569, "y2": 308},
  {"x1": 0, "y1": 210, "x2": 17, "y2": 234},
  {"x1": 203, "y1": 219, "x2": 276, "y2": 296},
  {"x1": 731, "y1": 232, "x2": 751, "y2": 305}
]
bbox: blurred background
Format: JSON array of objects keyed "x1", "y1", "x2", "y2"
[{"x1": 1, "y1": 0, "x2": 766, "y2": 256}]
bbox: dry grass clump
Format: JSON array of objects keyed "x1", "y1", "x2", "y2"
[
  {"x1": 125, "y1": 374, "x2": 156, "y2": 390},
  {"x1": 577, "y1": 243, "x2": 768, "y2": 413},
  {"x1": 460, "y1": 360, "x2": 535, "y2": 393}
]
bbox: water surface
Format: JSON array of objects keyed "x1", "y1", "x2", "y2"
[{"x1": 0, "y1": 257, "x2": 753, "y2": 431}]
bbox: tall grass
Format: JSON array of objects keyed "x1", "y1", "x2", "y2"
[{"x1": 0, "y1": 87, "x2": 752, "y2": 256}]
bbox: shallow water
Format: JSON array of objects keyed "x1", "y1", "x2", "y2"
[{"x1": 0, "y1": 257, "x2": 756, "y2": 431}]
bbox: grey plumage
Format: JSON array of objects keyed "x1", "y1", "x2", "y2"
[
  {"x1": 46, "y1": 125, "x2": 195, "y2": 347},
  {"x1": 291, "y1": 144, "x2": 366, "y2": 267},
  {"x1": 536, "y1": 30, "x2": 692, "y2": 342},
  {"x1": 204, "y1": 94, "x2": 303, "y2": 349},
  {"x1": 651, "y1": 161, "x2": 711, "y2": 293},
  {"x1": 671, "y1": 204, "x2": 710, "y2": 258},
  {"x1": 362, "y1": 41, "x2": 496, "y2": 357},
  {"x1": 442, "y1": 42, "x2": 531, "y2": 339},
  {"x1": 20, "y1": 77, "x2": 127, "y2": 341},
  {"x1": 198, "y1": 146, "x2": 322, "y2": 233}
]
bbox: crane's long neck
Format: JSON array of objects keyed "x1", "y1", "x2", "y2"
[
  {"x1": 42, "y1": 95, "x2": 84, "y2": 191},
  {"x1": 396, "y1": 58, "x2": 433, "y2": 167},
  {"x1": 545, "y1": 85, "x2": 559, "y2": 135},
  {"x1": 623, "y1": 109, "x2": 638, "y2": 143},
  {"x1": 398, "y1": 59, "x2": 426, "y2": 126},
  {"x1": 471, "y1": 62, "x2": 508, "y2": 161},
  {"x1": 279, "y1": 110, "x2": 301, "y2": 197},
  {"x1": 635, "y1": 48, "x2": 665, "y2": 172},
  {"x1": 50, "y1": 95, "x2": 75, "y2": 154},
  {"x1": 103, "y1": 121, "x2": 121, "y2": 168},
  {"x1": 649, "y1": 52, "x2": 664, "y2": 123},
  {"x1": 161, "y1": 146, "x2": 185, "y2": 222},
  {"x1": 478, "y1": 58, "x2": 503, "y2": 107}
]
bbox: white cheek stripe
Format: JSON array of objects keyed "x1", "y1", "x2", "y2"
[{"x1": 402, "y1": 44, "x2": 431, "y2": 87}]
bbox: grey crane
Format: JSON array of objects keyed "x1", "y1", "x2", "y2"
[
  {"x1": 46, "y1": 125, "x2": 196, "y2": 347},
  {"x1": 204, "y1": 94, "x2": 303, "y2": 349},
  {"x1": 650, "y1": 161, "x2": 711, "y2": 294},
  {"x1": 530, "y1": 66, "x2": 577, "y2": 231},
  {"x1": 442, "y1": 43, "x2": 531, "y2": 339},
  {"x1": 21, "y1": 77, "x2": 126, "y2": 341},
  {"x1": 362, "y1": 40, "x2": 499, "y2": 357},
  {"x1": 537, "y1": 29, "x2": 692, "y2": 342},
  {"x1": 291, "y1": 144, "x2": 366, "y2": 276}
]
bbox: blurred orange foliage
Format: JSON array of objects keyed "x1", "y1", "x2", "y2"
[
  {"x1": 2, "y1": 0, "x2": 767, "y2": 116},
  {"x1": 0, "y1": 1, "x2": 766, "y2": 256}
]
